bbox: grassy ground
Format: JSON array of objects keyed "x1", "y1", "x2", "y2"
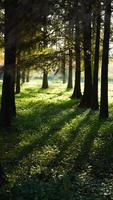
[{"x1": 1, "y1": 80, "x2": 113, "y2": 199}]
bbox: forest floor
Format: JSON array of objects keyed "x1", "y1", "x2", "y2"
[{"x1": 1, "y1": 80, "x2": 113, "y2": 200}]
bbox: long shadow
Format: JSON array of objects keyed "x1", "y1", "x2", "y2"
[
  {"x1": 43, "y1": 109, "x2": 92, "y2": 169},
  {"x1": 1, "y1": 99, "x2": 78, "y2": 169},
  {"x1": 2, "y1": 111, "x2": 111, "y2": 200},
  {"x1": 4, "y1": 101, "x2": 84, "y2": 172},
  {"x1": 72, "y1": 115, "x2": 102, "y2": 171},
  {"x1": 6, "y1": 112, "x2": 106, "y2": 200},
  {"x1": 15, "y1": 99, "x2": 79, "y2": 130},
  {"x1": 89, "y1": 122, "x2": 113, "y2": 178},
  {"x1": 33, "y1": 110, "x2": 102, "y2": 180},
  {"x1": 8, "y1": 169, "x2": 107, "y2": 200}
]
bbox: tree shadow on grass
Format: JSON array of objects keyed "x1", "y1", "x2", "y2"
[
  {"x1": 2, "y1": 88, "x2": 113, "y2": 199},
  {"x1": 16, "y1": 99, "x2": 79, "y2": 130},
  {"x1": 5, "y1": 111, "x2": 111, "y2": 200},
  {"x1": 72, "y1": 114, "x2": 102, "y2": 171},
  {"x1": 35, "y1": 110, "x2": 102, "y2": 179},
  {"x1": 3, "y1": 100, "x2": 83, "y2": 172},
  {"x1": 88, "y1": 121, "x2": 113, "y2": 178},
  {"x1": 2, "y1": 108, "x2": 113, "y2": 200},
  {"x1": 43, "y1": 109, "x2": 92, "y2": 169},
  {"x1": 1, "y1": 99, "x2": 78, "y2": 171}
]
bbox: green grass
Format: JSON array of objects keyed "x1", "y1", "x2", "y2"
[{"x1": 1, "y1": 80, "x2": 113, "y2": 200}]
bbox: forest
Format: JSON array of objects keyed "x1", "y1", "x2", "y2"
[{"x1": 0, "y1": 0, "x2": 113, "y2": 199}]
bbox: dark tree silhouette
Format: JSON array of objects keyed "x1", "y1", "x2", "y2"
[
  {"x1": 16, "y1": 63, "x2": 21, "y2": 94},
  {"x1": 0, "y1": 0, "x2": 17, "y2": 127},
  {"x1": 67, "y1": 20, "x2": 73, "y2": 89},
  {"x1": 91, "y1": 0, "x2": 101, "y2": 110},
  {"x1": 42, "y1": 17, "x2": 49, "y2": 89},
  {"x1": 61, "y1": 52, "x2": 66, "y2": 84},
  {"x1": 99, "y1": 0, "x2": 112, "y2": 119},
  {"x1": 26, "y1": 68, "x2": 30, "y2": 82},
  {"x1": 72, "y1": 0, "x2": 81, "y2": 99},
  {"x1": 79, "y1": 1, "x2": 92, "y2": 107},
  {"x1": 42, "y1": 69, "x2": 49, "y2": 89}
]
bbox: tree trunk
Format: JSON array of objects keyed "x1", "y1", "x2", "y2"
[
  {"x1": 99, "y1": 0, "x2": 111, "y2": 119},
  {"x1": 62, "y1": 53, "x2": 66, "y2": 84},
  {"x1": 91, "y1": 1, "x2": 101, "y2": 110},
  {"x1": 0, "y1": 0, "x2": 17, "y2": 127},
  {"x1": 67, "y1": 48, "x2": 73, "y2": 89},
  {"x1": 67, "y1": 20, "x2": 73, "y2": 89},
  {"x1": 16, "y1": 64, "x2": 20, "y2": 94},
  {"x1": 26, "y1": 68, "x2": 30, "y2": 82},
  {"x1": 62, "y1": 33, "x2": 66, "y2": 84},
  {"x1": 22, "y1": 69, "x2": 25, "y2": 83},
  {"x1": 72, "y1": 3, "x2": 81, "y2": 99},
  {"x1": 41, "y1": 16, "x2": 48, "y2": 89},
  {"x1": 42, "y1": 69, "x2": 48, "y2": 89},
  {"x1": 79, "y1": 2, "x2": 92, "y2": 108}
]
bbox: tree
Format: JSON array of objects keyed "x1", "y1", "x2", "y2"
[
  {"x1": 26, "y1": 68, "x2": 30, "y2": 82},
  {"x1": 22, "y1": 69, "x2": 25, "y2": 83},
  {"x1": 16, "y1": 64, "x2": 21, "y2": 94},
  {"x1": 67, "y1": 19, "x2": 73, "y2": 89},
  {"x1": 99, "y1": 0, "x2": 112, "y2": 119},
  {"x1": 79, "y1": 0, "x2": 92, "y2": 107},
  {"x1": 61, "y1": 33, "x2": 66, "y2": 84},
  {"x1": 0, "y1": 0, "x2": 17, "y2": 127},
  {"x1": 42, "y1": 17, "x2": 49, "y2": 89},
  {"x1": 91, "y1": 0, "x2": 101, "y2": 110},
  {"x1": 72, "y1": 0, "x2": 81, "y2": 99},
  {"x1": 61, "y1": 51, "x2": 66, "y2": 84}
]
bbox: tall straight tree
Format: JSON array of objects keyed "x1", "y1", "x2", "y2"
[
  {"x1": 16, "y1": 65, "x2": 21, "y2": 94},
  {"x1": 0, "y1": 0, "x2": 17, "y2": 127},
  {"x1": 72, "y1": 0, "x2": 81, "y2": 99},
  {"x1": 42, "y1": 16, "x2": 49, "y2": 89},
  {"x1": 79, "y1": 0, "x2": 92, "y2": 107},
  {"x1": 61, "y1": 33, "x2": 67, "y2": 84},
  {"x1": 67, "y1": 19, "x2": 73, "y2": 89},
  {"x1": 99, "y1": 0, "x2": 112, "y2": 119},
  {"x1": 26, "y1": 68, "x2": 30, "y2": 82},
  {"x1": 62, "y1": 52, "x2": 66, "y2": 84},
  {"x1": 91, "y1": 0, "x2": 101, "y2": 110}
]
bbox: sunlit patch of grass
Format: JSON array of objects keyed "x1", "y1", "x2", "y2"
[{"x1": 1, "y1": 80, "x2": 113, "y2": 199}]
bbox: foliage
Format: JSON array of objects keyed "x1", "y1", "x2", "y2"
[{"x1": 18, "y1": 48, "x2": 62, "y2": 72}]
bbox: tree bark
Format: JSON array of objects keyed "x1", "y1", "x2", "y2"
[
  {"x1": 79, "y1": 2, "x2": 92, "y2": 107},
  {"x1": 42, "y1": 69, "x2": 48, "y2": 89},
  {"x1": 22, "y1": 69, "x2": 25, "y2": 83},
  {"x1": 16, "y1": 64, "x2": 20, "y2": 94},
  {"x1": 41, "y1": 16, "x2": 49, "y2": 89},
  {"x1": 0, "y1": 0, "x2": 17, "y2": 127},
  {"x1": 67, "y1": 20, "x2": 73, "y2": 89},
  {"x1": 62, "y1": 53, "x2": 66, "y2": 84},
  {"x1": 91, "y1": 0, "x2": 101, "y2": 110},
  {"x1": 72, "y1": 2, "x2": 81, "y2": 99},
  {"x1": 62, "y1": 33, "x2": 67, "y2": 84},
  {"x1": 67, "y1": 48, "x2": 73, "y2": 89},
  {"x1": 99, "y1": 0, "x2": 111, "y2": 119},
  {"x1": 26, "y1": 68, "x2": 30, "y2": 82}
]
